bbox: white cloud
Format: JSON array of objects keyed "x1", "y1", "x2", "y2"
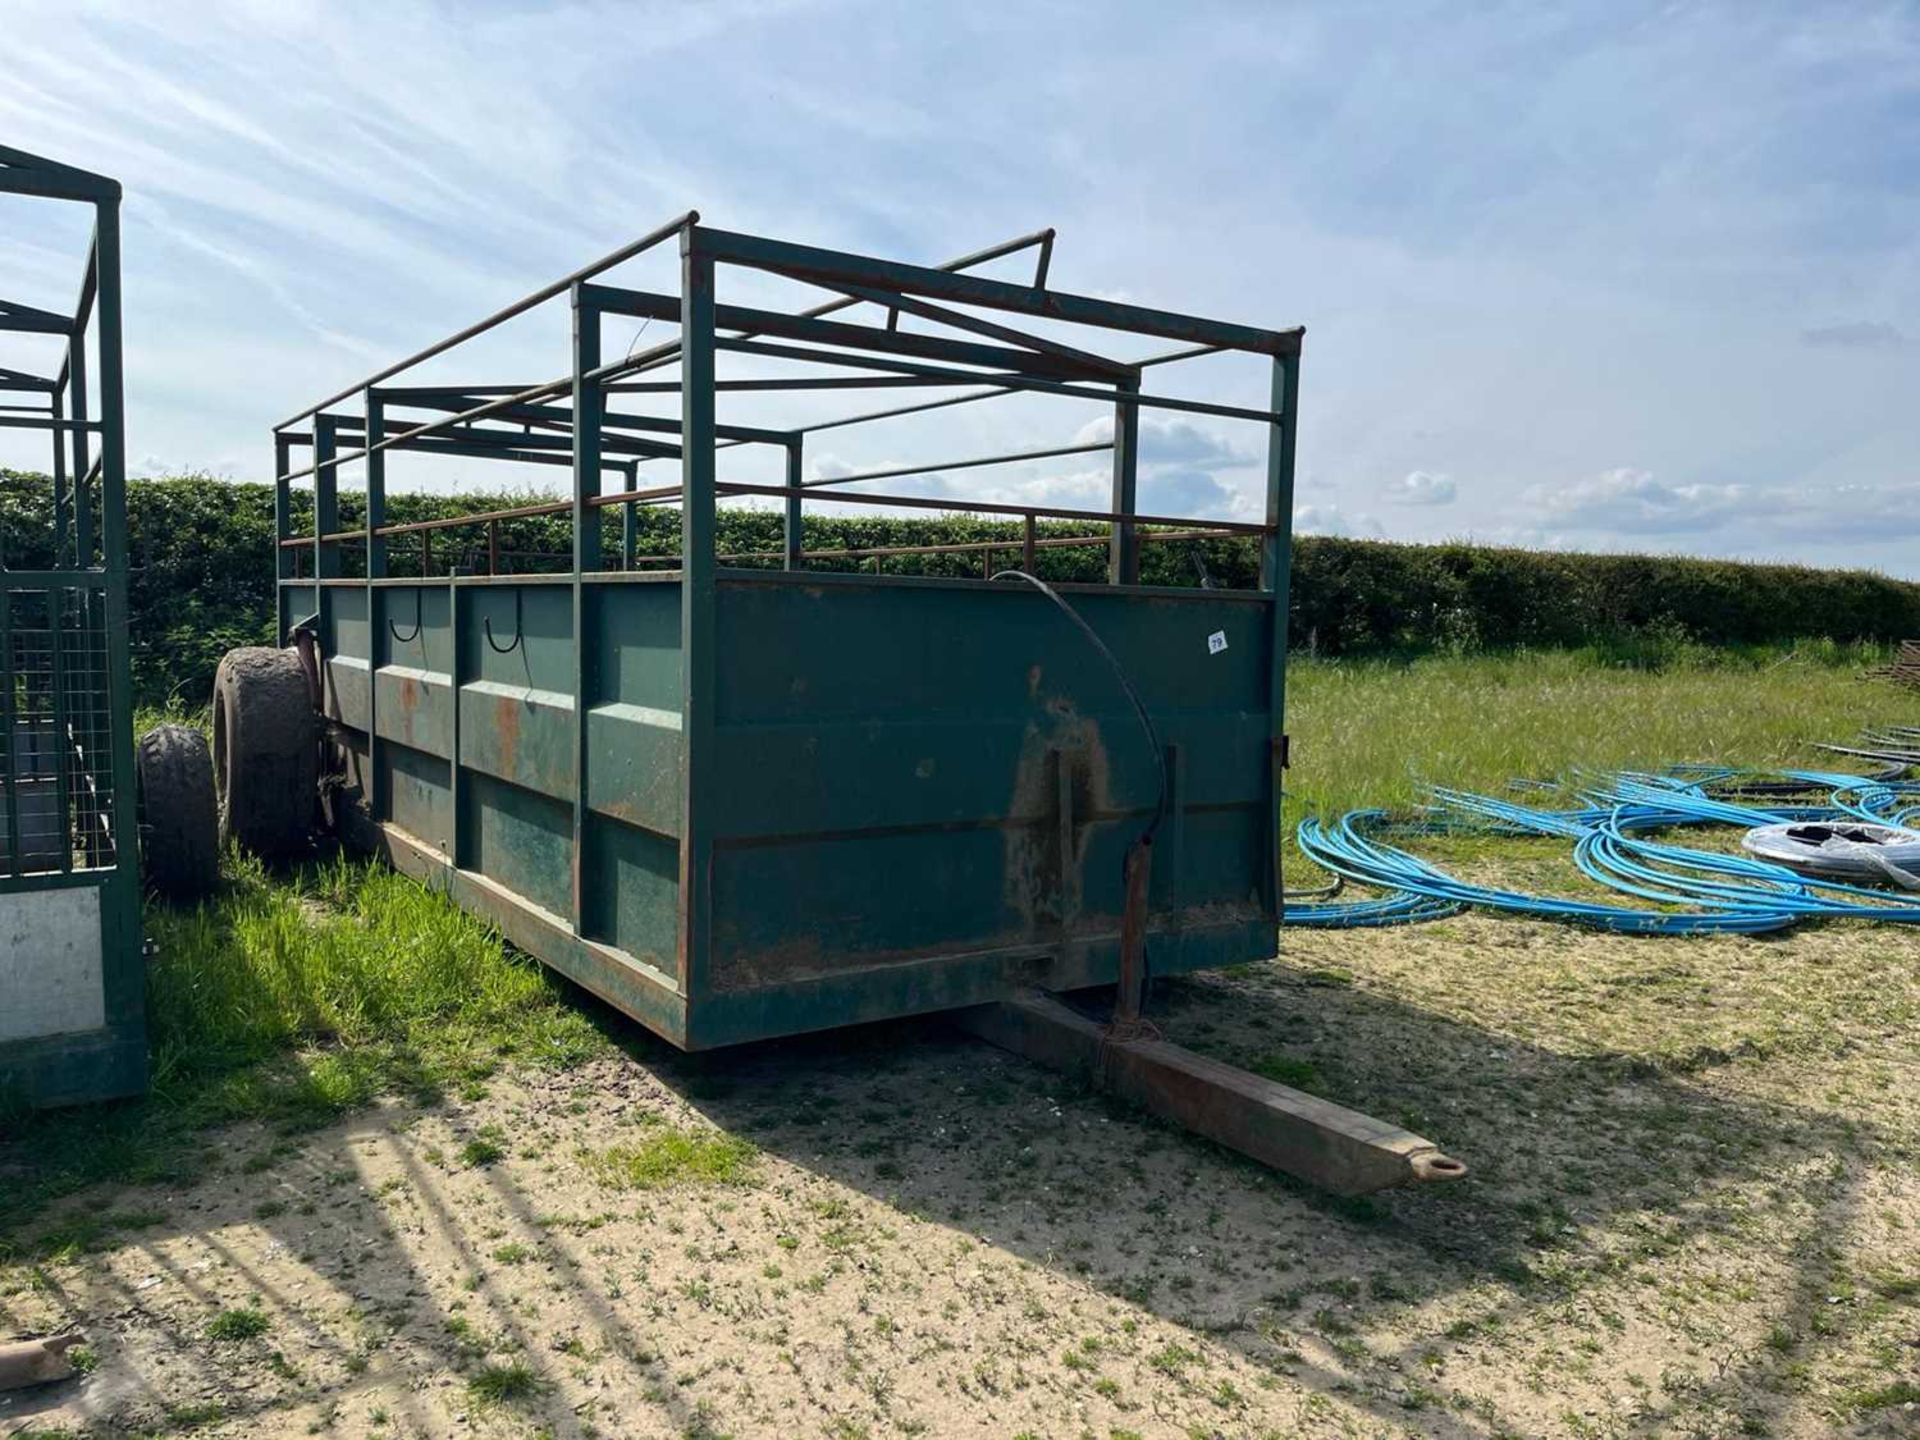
[
  {"x1": 1390, "y1": 469, "x2": 1456, "y2": 505},
  {"x1": 1138, "y1": 467, "x2": 1239, "y2": 519},
  {"x1": 1293, "y1": 503, "x2": 1383, "y2": 538},
  {"x1": 1073, "y1": 415, "x2": 1255, "y2": 471},
  {"x1": 1529, "y1": 468, "x2": 1750, "y2": 534}
]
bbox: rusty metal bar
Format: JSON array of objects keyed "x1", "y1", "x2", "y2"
[
  {"x1": 603, "y1": 226, "x2": 1057, "y2": 386},
  {"x1": 818, "y1": 277, "x2": 1137, "y2": 381},
  {"x1": 801, "y1": 440, "x2": 1112, "y2": 491},
  {"x1": 717, "y1": 336, "x2": 1282, "y2": 425},
  {"x1": 696, "y1": 226, "x2": 1299, "y2": 355},
  {"x1": 284, "y1": 478, "x2": 1269, "y2": 548},
  {"x1": 611, "y1": 374, "x2": 970, "y2": 394},
  {"x1": 712, "y1": 526, "x2": 1241, "y2": 567},
  {"x1": 956, "y1": 992, "x2": 1467, "y2": 1197},
  {"x1": 767, "y1": 339, "x2": 1225, "y2": 446},
  {"x1": 274, "y1": 209, "x2": 698, "y2": 431},
  {"x1": 1114, "y1": 842, "x2": 1153, "y2": 1026},
  {"x1": 585, "y1": 283, "x2": 1123, "y2": 384},
  {"x1": 714, "y1": 482, "x2": 1275, "y2": 535}
]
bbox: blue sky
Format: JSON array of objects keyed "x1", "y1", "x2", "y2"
[{"x1": 3, "y1": 1, "x2": 1917, "y2": 573}]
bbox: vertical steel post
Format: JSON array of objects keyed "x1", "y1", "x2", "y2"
[
  {"x1": 94, "y1": 194, "x2": 139, "y2": 986},
  {"x1": 48, "y1": 583, "x2": 71, "y2": 871},
  {"x1": 678, "y1": 234, "x2": 718, "y2": 996},
  {"x1": 273, "y1": 432, "x2": 294, "y2": 638},
  {"x1": 314, "y1": 416, "x2": 340, "y2": 581},
  {"x1": 783, "y1": 438, "x2": 804, "y2": 571},
  {"x1": 365, "y1": 393, "x2": 388, "y2": 580},
  {"x1": 365, "y1": 392, "x2": 387, "y2": 822},
  {"x1": 50, "y1": 389, "x2": 68, "y2": 568},
  {"x1": 67, "y1": 311, "x2": 90, "y2": 569},
  {"x1": 273, "y1": 433, "x2": 294, "y2": 578},
  {"x1": 620, "y1": 461, "x2": 639, "y2": 571},
  {"x1": 0, "y1": 582, "x2": 17, "y2": 872},
  {"x1": 1107, "y1": 379, "x2": 1140, "y2": 584},
  {"x1": 569, "y1": 284, "x2": 604, "y2": 933},
  {"x1": 448, "y1": 562, "x2": 465, "y2": 868},
  {"x1": 313, "y1": 414, "x2": 339, "y2": 738},
  {"x1": 1262, "y1": 350, "x2": 1300, "y2": 916}
]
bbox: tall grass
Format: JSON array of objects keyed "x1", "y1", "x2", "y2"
[
  {"x1": 1284, "y1": 639, "x2": 1912, "y2": 819},
  {"x1": 143, "y1": 852, "x2": 596, "y2": 1088}
]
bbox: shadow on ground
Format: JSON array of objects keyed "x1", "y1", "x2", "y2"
[{"x1": 1, "y1": 926, "x2": 1900, "y2": 1439}]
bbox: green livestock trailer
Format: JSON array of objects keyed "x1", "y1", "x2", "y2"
[
  {"x1": 0, "y1": 148, "x2": 217, "y2": 1109},
  {"x1": 229, "y1": 220, "x2": 1463, "y2": 1194}
]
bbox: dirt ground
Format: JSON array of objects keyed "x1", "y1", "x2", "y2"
[{"x1": 4, "y1": 914, "x2": 1917, "y2": 1440}]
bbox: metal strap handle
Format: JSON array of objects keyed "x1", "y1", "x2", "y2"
[
  {"x1": 483, "y1": 589, "x2": 522, "y2": 655},
  {"x1": 388, "y1": 590, "x2": 422, "y2": 644}
]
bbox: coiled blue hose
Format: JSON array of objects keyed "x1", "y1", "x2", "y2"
[{"x1": 1281, "y1": 767, "x2": 1920, "y2": 933}]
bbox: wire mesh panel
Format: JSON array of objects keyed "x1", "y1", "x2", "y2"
[
  {"x1": 1, "y1": 145, "x2": 145, "y2": 1107},
  {"x1": 0, "y1": 585, "x2": 119, "y2": 877}
]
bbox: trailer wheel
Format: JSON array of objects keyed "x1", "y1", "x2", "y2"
[
  {"x1": 213, "y1": 646, "x2": 317, "y2": 858},
  {"x1": 136, "y1": 723, "x2": 220, "y2": 900}
]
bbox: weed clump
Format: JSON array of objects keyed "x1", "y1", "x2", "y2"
[
  {"x1": 467, "y1": 1360, "x2": 548, "y2": 1405},
  {"x1": 580, "y1": 1128, "x2": 758, "y2": 1191},
  {"x1": 206, "y1": 1306, "x2": 271, "y2": 1342}
]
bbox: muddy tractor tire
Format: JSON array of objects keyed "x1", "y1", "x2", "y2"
[
  {"x1": 135, "y1": 723, "x2": 220, "y2": 900},
  {"x1": 213, "y1": 646, "x2": 317, "y2": 859}
]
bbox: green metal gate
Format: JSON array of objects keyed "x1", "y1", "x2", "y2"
[{"x1": 0, "y1": 148, "x2": 144, "y2": 1107}]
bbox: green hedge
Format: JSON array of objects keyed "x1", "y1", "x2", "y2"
[{"x1": 3, "y1": 471, "x2": 1913, "y2": 707}]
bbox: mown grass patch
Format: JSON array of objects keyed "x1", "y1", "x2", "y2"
[
  {"x1": 580, "y1": 1127, "x2": 759, "y2": 1191},
  {"x1": 0, "y1": 847, "x2": 609, "y2": 1248}
]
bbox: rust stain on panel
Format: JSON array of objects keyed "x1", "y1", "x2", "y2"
[
  {"x1": 1004, "y1": 697, "x2": 1110, "y2": 930},
  {"x1": 494, "y1": 694, "x2": 522, "y2": 773}
]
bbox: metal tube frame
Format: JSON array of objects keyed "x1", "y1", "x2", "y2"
[
  {"x1": 271, "y1": 215, "x2": 1301, "y2": 980},
  {"x1": 0, "y1": 145, "x2": 145, "y2": 1104}
]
